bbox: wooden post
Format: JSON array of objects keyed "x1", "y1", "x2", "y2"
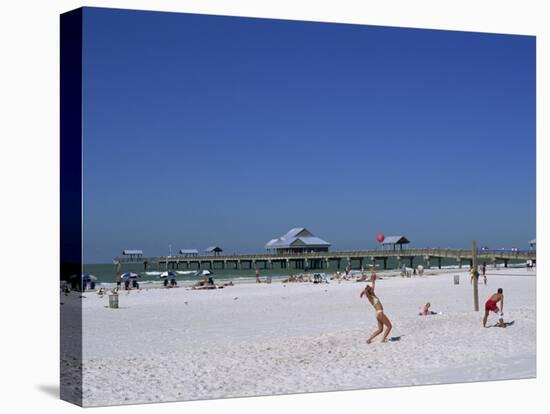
[{"x1": 472, "y1": 240, "x2": 479, "y2": 312}]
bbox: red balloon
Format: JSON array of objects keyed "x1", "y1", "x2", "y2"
[{"x1": 376, "y1": 233, "x2": 385, "y2": 243}]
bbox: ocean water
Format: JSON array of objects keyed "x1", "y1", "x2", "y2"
[{"x1": 82, "y1": 257, "x2": 526, "y2": 285}]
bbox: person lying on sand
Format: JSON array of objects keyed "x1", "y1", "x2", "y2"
[
  {"x1": 360, "y1": 284, "x2": 392, "y2": 343},
  {"x1": 192, "y1": 277, "x2": 217, "y2": 289},
  {"x1": 356, "y1": 272, "x2": 367, "y2": 282},
  {"x1": 192, "y1": 284, "x2": 218, "y2": 290},
  {"x1": 483, "y1": 288, "x2": 505, "y2": 328}
]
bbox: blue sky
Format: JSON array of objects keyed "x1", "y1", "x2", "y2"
[{"x1": 81, "y1": 7, "x2": 535, "y2": 263}]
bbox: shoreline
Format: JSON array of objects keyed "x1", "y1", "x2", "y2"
[{"x1": 78, "y1": 263, "x2": 533, "y2": 290}]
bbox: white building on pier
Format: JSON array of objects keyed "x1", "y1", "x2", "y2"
[{"x1": 266, "y1": 227, "x2": 331, "y2": 254}]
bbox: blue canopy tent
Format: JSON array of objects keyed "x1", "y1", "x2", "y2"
[{"x1": 82, "y1": 273, "x2": 97, "y2": 282}]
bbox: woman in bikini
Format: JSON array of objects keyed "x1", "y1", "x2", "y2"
[{"x1": 360, "y1": 284, "x2": 392, "y2": 343}]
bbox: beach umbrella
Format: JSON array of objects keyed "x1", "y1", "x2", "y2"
[
  {"x1": 159, "y1": 271, "x2": 177, "y2": 278},
  {"x1": 195, "y1": 269, "x2": 212, "y2": 277},
  {"x1": 82, "y1": 273, "x2": 97, "y2": 282},
  {"x1": 120, "y1": 272, "x2": 139, "y2": 279}
]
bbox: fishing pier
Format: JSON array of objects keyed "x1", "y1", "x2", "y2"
[{"x1": 114, "y1": 248, "x2": 536, "y2": 272}]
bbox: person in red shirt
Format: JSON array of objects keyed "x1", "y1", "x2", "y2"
[{"x1": 483, "y1": 288, "x2": 504, "y2": 327}]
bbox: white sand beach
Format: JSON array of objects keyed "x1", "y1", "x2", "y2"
[{"x1": 65, "y1": 267, "x2": 536, "y2": 406}]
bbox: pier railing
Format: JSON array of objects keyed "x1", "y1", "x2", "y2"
[{"x1": 114, "y1": 248, "x2": 536, "y2": 264}]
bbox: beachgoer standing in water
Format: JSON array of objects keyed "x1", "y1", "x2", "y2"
[
  {"x1": 360, "y1": 284, "x2": 392, "y2": 343},
  {"x1": 255, "y1": 268, "x2": 261, "y2": 283},
  {"x1": 483, "y1": 288, "x2": 505, "y2": 327}
]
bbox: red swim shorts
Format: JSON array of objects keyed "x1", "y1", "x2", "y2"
[{"x1": 485, "y1": 299, "x2": 499, "y2": 313}]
